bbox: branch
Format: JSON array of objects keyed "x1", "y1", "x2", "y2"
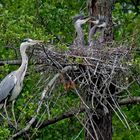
[
  {"x1": 37, "y1": 107, "x2": 85, "y2": 129},
  {"x1": 0, "y1": 60, "x2": 21, "y2": 66},
  {"x1": 35, "y1": 96, "x2": 140, "y2": 129},
  {"x1": 39, "y1": 96, "x2": 140, "y2": 129},
  {"x1": 0, "y1": 60, "x2": 43, "y2": 66},
  {"x1": 10, "y1": 66, "x2": 77, "y2": 139},
  {"x1": 119, "y1": 96, "x2": 140, "y2": 105},
  {"x1": 10, "y1": 95, "x2": 140, "y2": 138}
]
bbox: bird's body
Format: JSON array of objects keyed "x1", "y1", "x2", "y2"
[
  {"x1": 88, "y1": 24, "x2": 104, "y2": 47},
  {"x1": 73, "y1": 15, "x2": 90, "y2": 48},
  {"x1": 74, "y1": 19, "x2": 85, "y2": 47},
  {"x1": 88, "y1": 16, "x2": 107, "y2": 47},
  {"x1": 0, "y1": 39, "x2": 42, "y2": 109}
]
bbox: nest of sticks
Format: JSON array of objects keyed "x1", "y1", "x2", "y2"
[{"x1": 29, "y1": 42, "x2": 134, "y2": 96}]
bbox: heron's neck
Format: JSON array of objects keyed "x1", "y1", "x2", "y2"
[
  {"x1": 75, "y1": 24, "x2": 83, "y2": 39},
  {"x1": 18, "y1": 46, "x2": 28, "y2": 81},
  {"x1": 88, "y1": 25, "x2": 98, "y2": 44},
  {"x1": 75, "y1": 24, "x2": 84, "y2": 47},
  {"x1": 89, "y1": 25, "x2": 105, "y2": 46}
]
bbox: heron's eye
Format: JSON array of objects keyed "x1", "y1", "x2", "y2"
[{"x1": 73, "y1": 14, "x2": 84, "y2": 22}]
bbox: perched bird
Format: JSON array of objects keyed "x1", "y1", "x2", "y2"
[
  {"x1": 88, "y1": 16, "x2": 107, "y2": 47},
  {"x1": 0, "y1": 38, "x2": 42, "y2": 127},
  {"x1": 73, "y1": 14, "x2": 91, "y2": 48}
]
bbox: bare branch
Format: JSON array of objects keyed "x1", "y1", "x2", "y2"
[
  {"x1": 37, "y1": 107, "x2": 85, "y2": 129},
  {"x1": 9, "y1": 95, "x2": 140, "y2": 139},
  {"x1": 0, "y1": 60, "x2": 21, "y2": 66},
  {"x1": 119, "y1": 96, "x2": 140, "y2": 105},
  {"x1": 35, "y1": 96, "x2": 140, "y2": 129}
]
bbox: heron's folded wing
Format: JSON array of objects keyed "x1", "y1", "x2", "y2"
[{"x1": 0, "y1": 73, "x2": 17, "y2": 102}]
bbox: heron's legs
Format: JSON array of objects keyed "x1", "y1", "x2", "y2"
[
  {"x1": 12, "y1": 100, "x2": 17, "y2": 129},
  {"x1": 4, "y1": 98, "x2": 11, "y2": 123},
  {"x1": 0, "y1": 112, "x2": 6, "y2": 120},
  {"x1": 0, "y1": 104, "x2": 6, "y2": 119}
]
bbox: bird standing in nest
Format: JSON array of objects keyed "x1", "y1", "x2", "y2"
[
  {"x1": 88, "y1": 16, "x2": 107, "y2": 47},
  {"x1": 73, "y1": 14, "x2": 91, "y2": 48}
]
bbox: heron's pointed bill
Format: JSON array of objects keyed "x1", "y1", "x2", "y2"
[
  {"x1": 82, "y1": 17, "x2": 91, "y2": 23},
  {"x1": 88, "y1": 19, "x2": 99, "y2": 25}
]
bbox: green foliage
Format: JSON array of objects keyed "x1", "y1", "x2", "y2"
[
  {"x1": 113, "y1": 105, "x2": 140, "y2": 139},
  {"x1": 112, "y1": 2, "x2": 140, "y2": 140},
  {"x1": 0, "y1": 0, "x2": 140, "y2": 139},
  {"x1": 113, "y1": 2, "x2": 140, "y2": 47},
  {"x1": 37, "y1": 118, "x2": 84, "y2": 140},
  {"x1": 0, "y1": 127, "x2": 10, "y2": 139}
]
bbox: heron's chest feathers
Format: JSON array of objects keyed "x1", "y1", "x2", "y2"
[
  {"x1": 9, "y1": 82, "x2": 23, "y2": 101},
  {"x1": 14, "y1": 62, "x2": 26, "y2": 82}
]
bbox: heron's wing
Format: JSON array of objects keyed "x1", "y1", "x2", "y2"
[{"x1": 0, "y1": 72, "x2": 17, "y2": 102}]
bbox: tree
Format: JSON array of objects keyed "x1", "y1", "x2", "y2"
[
  {"x1": 85, "y1": 1, "x2": 114, "y2": 139},
  {"x1": 0, "y1": 0, "x2": 140, "y2": 140}
]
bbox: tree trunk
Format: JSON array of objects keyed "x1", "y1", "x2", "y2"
[
  {"x1": 85, "y1": 107, "x2": 112, "y2": 140},
  {"x1": 87, "y1": 0, "x2": 113, "y2": 42},
  {"x1": 85, "y1": 0, "x2": 114, "y2": 140}
]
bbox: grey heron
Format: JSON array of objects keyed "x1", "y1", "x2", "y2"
[
  {"x1": 73, "y1": 15, "x2": 91, "y2": 48},
  {"x1": 88, "y1": 16, "x2": 107, "y2": 47},
  {"x1": 0, "y1": 38, "x2": 42, "y2": 127}
]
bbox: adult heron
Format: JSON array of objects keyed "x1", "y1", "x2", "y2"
[
  {"x1": 0, "y1": 38, "x2": 42, "y2": 127},
  {"x1": 73, "y1": 15, "x2": 91, "y2": 48}
]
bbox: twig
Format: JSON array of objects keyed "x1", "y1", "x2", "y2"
[
  {"x1": 33, "y1": 96, "x2": 140, "y2": 129},
  {"x1": 36, "y1": 107, "x2": 85, "y2": 129},
  {"x1": 0, "y1": 60, "x2": 21, "y2": 66},
  {"x1": 119, "y1": 96, "x2": 140, "y2": 105}
]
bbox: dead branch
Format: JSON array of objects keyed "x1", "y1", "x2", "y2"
[
  {"x1": 9, "y1": 95, "x2": 140, "y2": 139},
  {"x1": 119, "y1": 96, "x2": 140, "y2": 105},
  {"x1": 0, "y1": 60, "x2": 21, "y2": 66},
  {"x1": 36, "y1": 107, "x2": 85, "y2": 129},
  {"x1": 32, "y1": 96, "x2": 140, "y2": 129}
]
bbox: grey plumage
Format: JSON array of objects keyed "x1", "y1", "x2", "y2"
[
  {"x1": 0, "y1": 73, "x2": 16, "y2": 102},
  {"x1": 0, "y1": 38, "x2": 42, "y2": 108},
  {"x1": 73, "y1": 15, "x2": 90, "y2": 48},
  {"x1": 88, "y1": 16, "x2": 107, "y2": 47}
]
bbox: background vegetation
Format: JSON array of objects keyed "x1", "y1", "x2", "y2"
[{"x1": 0, "y1": 0, "x2": 140, "y2": 139}]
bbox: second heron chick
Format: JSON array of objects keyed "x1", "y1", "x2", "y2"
[{"x1": 73, "y1": 14, "x2": 91, "y2": 48}]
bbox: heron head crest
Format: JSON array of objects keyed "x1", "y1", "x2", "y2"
[
  {"x1": 21, "y1": 38, "x2": 43, "y2": 47},
  {"x1": 72, "y1": 14, "x2": 84, "y2": 22},
  {"x1": 21, "y1": 38, "x2": 33, "y2": 43},
  {"x1": 73, "y1": 15, "x2": 91, "y2": 26}
]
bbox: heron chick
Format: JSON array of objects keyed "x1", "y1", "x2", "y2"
[
  {"x1": 88, "y1": 16, "x2": 107, "y2": 47},
  {"x1": 73, "y1": 15, "x2": 91, "y2": 48},
  {"x1": 0, "y1": 38, "x2": 43, "y2": 127}
]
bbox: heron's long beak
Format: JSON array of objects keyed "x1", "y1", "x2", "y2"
[
  {"x1": 88, "y1": 19, "x2": 99, "y2": 25},
  {"x1": 83, "y1": 17, "x2": 92, "y2": 23}
]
